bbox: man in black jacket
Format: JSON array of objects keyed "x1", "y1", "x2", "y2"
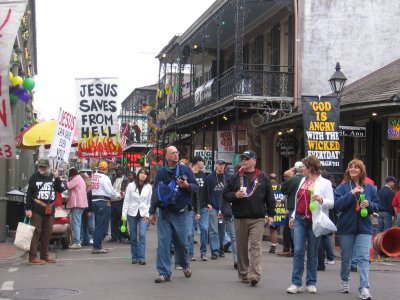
[
  {"x1": 223, "y1": 150, "x2": 275, "y2": 287},
  {"x1": 25, "y1": 159, "x2": 65, "y2": 264}
]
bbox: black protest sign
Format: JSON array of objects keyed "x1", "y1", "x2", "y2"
[{"x1": 302, "y1": 96, "x2": 341, "y2": 173}]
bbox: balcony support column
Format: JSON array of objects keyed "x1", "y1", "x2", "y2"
[{"x1": 234, "y1": 0, "x2": 245, "y2": 95}]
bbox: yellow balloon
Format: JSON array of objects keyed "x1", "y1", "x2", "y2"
[
  {"x1": 9, "y1": 72, "x2": 13, "y2": 82},
  {"x1": 11, "y1": 75, "x2": 23, "y2": 86}
]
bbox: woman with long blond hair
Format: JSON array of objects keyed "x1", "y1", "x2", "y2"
[{"x1": 334, "y1": 159, "x2": 379, "y2": 300}]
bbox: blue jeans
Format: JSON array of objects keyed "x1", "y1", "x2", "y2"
[
  {"x1": 322, "y1": 235, "x2": 334, "y2": 261},
  {"x1": 339, "y1": 234, "x2": 372, "y2": 289},
  {"x1": 199, "y1": 207, "x2": 209, "y2": 256},
  {"x1": 292, "y1": 215, "x2": 321, "y2": 286},
  {"x1": 127, "y1": 214, "x2": 146, "y2": 261},
  {"x1": 92, "y1": 201, "x2": 111, "y2": 250},
  {"x1": 187, "y1": 210, "x2": 195, "y2": 258},
  {"x1": 209, "y1": 208, "x2": 220, "y2": 254},
  {"x1": 378, "y1": 211, "x2": 392, "y2": 233},
  {"x1": 223, "y1": 218, "x2": 237, "y2": 263},
  {"x1": 81, "y1": 209, "x2": 94, "y2": 244},
  {"x1": 156, "y1": 209, "x2": 190, "y2": 277},
  {"x1": 70, "y1": 208, "x2": 84, "y2": 244}
]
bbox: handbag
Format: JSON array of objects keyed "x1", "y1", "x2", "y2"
[
  {"x1": 14, "y1": 217, "x2": 36, "y2": 251},
  {"x1": 312, "y1": 207, "x2": 337, "y2": 237}
]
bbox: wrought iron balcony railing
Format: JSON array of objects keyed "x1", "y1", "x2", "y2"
[{"x1": 176, "y1": 65, "x2": 293, "y2": 119}]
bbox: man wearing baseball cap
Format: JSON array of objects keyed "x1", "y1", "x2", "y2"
[
  {"x1": 222, "y1": 149, "x2": 275, "y2": 286},
  {"x1": 377, "y1": 176, "x2": 397, "y2": 232},
  {"x1": 91, "y1": 160, "x2": 121, "y2": 253},
  {"x1": 25, "y1": 159, "x2": 65, "y2": 264}
]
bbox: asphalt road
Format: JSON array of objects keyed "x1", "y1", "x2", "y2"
[{"x1": 0, "y1": 228, "x2": 399, "y2": 300}]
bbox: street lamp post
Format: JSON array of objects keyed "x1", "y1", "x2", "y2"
[{"x1": 329, "y1": 62, "x2": 347, "y2": 100}]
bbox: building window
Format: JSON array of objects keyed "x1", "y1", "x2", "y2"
[
  {"x1": 354, "y1": 137, "x2": 366, "y2": 163},
  {"x1": 388, "y1": 141, "x2": 400, "y2": 180}
]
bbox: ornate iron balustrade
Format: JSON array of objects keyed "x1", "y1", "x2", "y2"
[{"x1": 175, "y1": 65, "x2": 293, "y2": 119}]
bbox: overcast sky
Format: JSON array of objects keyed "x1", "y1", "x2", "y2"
[{"x1": 34, "y1": 0, "x2": 215, "y2": 120}]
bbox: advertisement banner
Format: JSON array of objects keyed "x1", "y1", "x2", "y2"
[
  {"x1": 0, "y1": 0, "x2": 27, "y2": 159},
  {"x1": 76, "y1": 77, "x2": 122, "y2": 158},
  {"x1": 48, "y1": 108, "x2": 76, "y2": 163},
  {"x1": 302, "y1": 96, "x2": 341, "y2": 173},
  {"x1": 217, "y1": 130, "x2": 234, "y2": 163}
]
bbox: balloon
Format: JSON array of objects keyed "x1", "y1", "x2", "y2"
[
  {"x1": 23, "y1": 77, "x2": 35, "y2": 91},
  {"x1": 9, "y1": 72, "x2": 13, "y2": 82},
  {"x1": 11, "y1": 75, "x2": 23, "y2": 86},
  {"x1": 9, "y1": 84, "x2": 14, "y2": 94},
  {"x1": 18, "y1": 90, "x2": 31, "y2": 102},
  {"x1": 9, "y1": 93, "x2": 18, "y2": 104},
  {"x1": 13, "y1": 84, "x2": 25, "y2": 96}
]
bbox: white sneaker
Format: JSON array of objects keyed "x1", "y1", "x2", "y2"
[
  {"x1": 175, "y1": 266, "x2": 183, "y2": 270},
  {"x1": 325, "y1": 259, "x2": 335, "y2": 265},
  {"x1": 286, "y1": 285, "x2": 304, "y2": 294},
  {"x1": 307, "y1": 285, "x2": 317, "y2": 293},
  {"x1": 69, "y1": 243, "x2": 81, "y2": 249},
  {"x1": 359, "y1": 287, "x2": 372, "y2": 300},
  {"x1": 340, "y1": 281, "x2": 350, "y2": 293}
]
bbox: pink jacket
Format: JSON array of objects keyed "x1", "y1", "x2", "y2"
[{"x1": 66, "y1": 175, "x2": 88, "y2": 209}]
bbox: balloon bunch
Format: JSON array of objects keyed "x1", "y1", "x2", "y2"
[
  {"x1": 9, "y1": 72, "x2": 35, "y2": 104},
  {"x1": 20, "y1": 123, "x2": 31, "y2": 132}
]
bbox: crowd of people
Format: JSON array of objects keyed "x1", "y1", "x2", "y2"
[{"x1": 24, "y1": 148, "x2": 400, "y2": 300}]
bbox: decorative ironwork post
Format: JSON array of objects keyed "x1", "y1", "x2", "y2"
[{"x1": 234, "y1": 0, "x2": 245, "y2": 95}]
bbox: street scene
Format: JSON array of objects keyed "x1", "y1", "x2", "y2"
[
  {"x1": 1, "y1": 0, "x2": 400, "y2": 300},
  {"x1": 1, "y1": 230, "x2": 400, "y2": 300}
]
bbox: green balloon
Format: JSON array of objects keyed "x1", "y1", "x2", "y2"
[
  {"x1": 9, "y1": 93, "x2": 18, "y2": 104},
  {"x1": 23, "y1": 77, "x2": 35, "y2": 91}
]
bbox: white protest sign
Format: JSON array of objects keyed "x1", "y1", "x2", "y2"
[
  {"x1": 194, "y1": 150, "x2": 216, "y2": 173},
  {"x1": 76, "y1": 77, "x2": 122, "y2": 158},
  {"x1": 48, "y1": 108, "x2": 76, "y2": 162}
]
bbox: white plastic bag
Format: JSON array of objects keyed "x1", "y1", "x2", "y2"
[
  {"x1": 312, "y1": 208, "x2": 337, "y2": 237},
  {"x1": 14, "y1": 218, "x2": 35, "y2": 251}
]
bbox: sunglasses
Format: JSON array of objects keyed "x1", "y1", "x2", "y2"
[{"x1": 241, "y1": 157, "x2": 251, "y2": 161}]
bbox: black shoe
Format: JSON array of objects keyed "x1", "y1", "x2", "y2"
[
  {"x1": 211, "y1": 254, "x2": 218, "y2": 260},
  {"x1": 193, "y1": 240, "x2": 198, "y2": 244},
  {"x1": 250, "y1": 278, "x2": 258, "y2": 287},
  {"x1": 132, "y1": 259, "x2": 138, "y2": 264},
  {"x1": 234, "y1": 263, "x2": 238, "y2": 269},
  {"x1": 269, "y1": 245, "x2": 276, "y2": 254},
  {"x1": 219, "y1": 251, "x2": 225, "y2": 258},
  {"x1": 223, "y1": 241, "x2": 232, "y2": 253},
  {"x1": 317, "y1": 266, "x2": 325, "y2": 271},
  {"x1": 183, "y1": 267, "x2": 192, "y2": 278},
  {"x1": 351, "y1": 266, "x2": 358, "y2": 272},
  {"x1": 107, "y1": 238, "x2": 117, "y2": 243}
]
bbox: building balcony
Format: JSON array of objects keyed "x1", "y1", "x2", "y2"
[{"x1": 176, "y1": 65, "x2": 293, "y2": 119}]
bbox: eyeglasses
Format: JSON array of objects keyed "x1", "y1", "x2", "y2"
[{"x1": 38, "y1": 166, "x2": 48, "y2": 169}]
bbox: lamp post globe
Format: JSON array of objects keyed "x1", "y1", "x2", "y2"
[{"x1": 329, "y1": 62, "x2": 347, "y2": 100}]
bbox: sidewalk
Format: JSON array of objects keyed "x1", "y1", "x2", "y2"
[{"x1": 0, "y1": 239, "x2": 25, "y2": 260}]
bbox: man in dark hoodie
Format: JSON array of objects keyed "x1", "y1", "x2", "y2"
[
  {"x1": 223, "y1": 150, "x2": 275, "y2": 287},
  {"x1": 25, "y1": 159, "x2": 65, "y2": 264},
  {"x1": 190, "y1": 156, "x2": 207, "y2": 261},
  {"x1": 205, "y1": 159, "x2": 227, "y2": 260}
]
